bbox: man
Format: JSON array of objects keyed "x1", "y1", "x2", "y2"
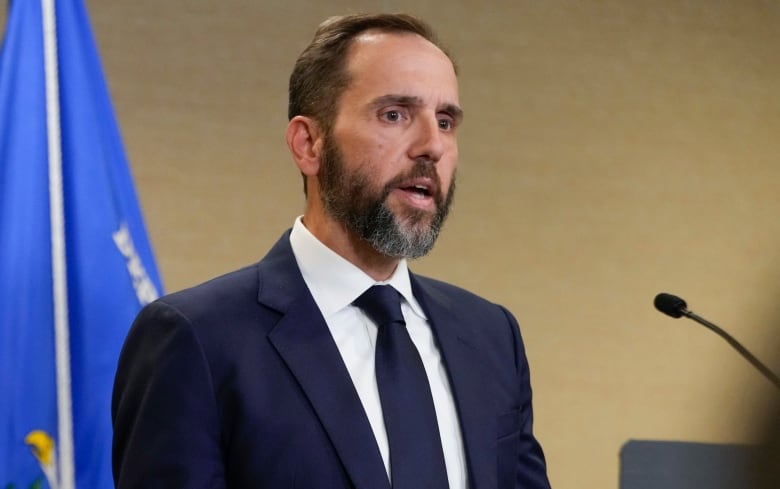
[{"x1": 112, "y1": 13, "x2": 550, "y2": 489}]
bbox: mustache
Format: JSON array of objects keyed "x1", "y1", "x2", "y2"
[{"x1": 382, "y1": 160, "x2": 443, "y2": 202}]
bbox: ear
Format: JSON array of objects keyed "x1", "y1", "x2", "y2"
[{"x1": 286, "y1": 115, "x2": 324, "y2": 177}]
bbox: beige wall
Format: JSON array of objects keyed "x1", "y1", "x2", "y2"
[{"x1": 7, "y1": 1, "x2": 779, "y2": 487}]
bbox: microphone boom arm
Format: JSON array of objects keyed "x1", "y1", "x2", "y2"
[{"x1": 681, "y1": 307, "x2": 780, "y2": 390}]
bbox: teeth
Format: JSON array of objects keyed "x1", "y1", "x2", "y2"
[{"x1": 401, "y1": 184, "x2": 432, "y2": 197}]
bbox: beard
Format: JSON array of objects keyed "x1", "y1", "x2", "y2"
[{"x1": 318, "y1": 134, "x2": 455, "y2": 259}]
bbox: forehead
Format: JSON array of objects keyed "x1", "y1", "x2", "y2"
[{"x1": 342, "y1": 31, "x2": 459, "y2": 105}]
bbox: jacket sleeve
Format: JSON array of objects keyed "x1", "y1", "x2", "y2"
[
  {"x1": 501, "y1": 305, "x2": 552, "y2": 489},
  {"x1": 112, "y1": 300, "x2": 226, "y2": 489}
]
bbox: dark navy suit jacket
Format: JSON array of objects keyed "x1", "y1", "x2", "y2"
[{"x1": 112, "y1": 232, "x2": 550, "y2": 489}]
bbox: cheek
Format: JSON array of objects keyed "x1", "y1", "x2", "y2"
[
  {"x1": 362, "y1": 142, "x2": 406, "y2": 178},
  {"x1": 342, "y1": 135, "x2": 394, "y2": 169},
  {"x1": 438, "y1": 156, "x2": 458, "y2": 185}
]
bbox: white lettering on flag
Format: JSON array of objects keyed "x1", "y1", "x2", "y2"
[{"x1": 112, "y1": 222, "x2": 160, "y2": 305}]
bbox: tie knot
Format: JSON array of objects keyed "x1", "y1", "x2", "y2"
[{"x1": 353, "y1": 285, "x2": 405, "y2": 327}]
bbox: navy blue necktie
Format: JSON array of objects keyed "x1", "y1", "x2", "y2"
[{"x1": 353, "y1": 285, "x2": 449, "y2": 489}]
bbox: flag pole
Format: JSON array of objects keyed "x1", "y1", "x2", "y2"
[{"x1": 41, "y1": 0, "x2": 76, "y2": 487}]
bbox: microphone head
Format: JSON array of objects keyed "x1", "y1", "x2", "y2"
[{"x1": 654, "y1": 293, "x2": 688, "y2": 318}]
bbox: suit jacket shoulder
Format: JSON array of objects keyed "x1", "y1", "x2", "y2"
[{"x1": 411, "y1": 273, "x2": 529, "y2": 374}]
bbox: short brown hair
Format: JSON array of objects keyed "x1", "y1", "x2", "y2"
[{"x1": 288, "y1": 13, "x2": 455, "y2": 132}]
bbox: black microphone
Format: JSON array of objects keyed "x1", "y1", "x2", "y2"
[{"x1": 654, "y1": 292, "x2": 780, "y2": 390}]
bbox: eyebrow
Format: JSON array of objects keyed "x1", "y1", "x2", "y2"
[{"x1": 369, "y1": 94, "x2": 464, "y2": 123}]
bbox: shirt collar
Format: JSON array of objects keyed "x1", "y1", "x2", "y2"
[{"x1": 289, "y1": 216, "x2": 426, "y2": 319}]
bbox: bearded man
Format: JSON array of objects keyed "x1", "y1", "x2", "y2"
[{"x1": 112, "y1": 13, "x2": 551, "y2": 489}]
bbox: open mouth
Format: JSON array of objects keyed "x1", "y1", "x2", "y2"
[{"x1": 402, "y1": 184, "x2": 433, "y2": 198}]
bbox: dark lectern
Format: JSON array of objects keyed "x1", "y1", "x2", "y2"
[{"x1": 619, "y1": 439, "x2": 760, "y2": 489}]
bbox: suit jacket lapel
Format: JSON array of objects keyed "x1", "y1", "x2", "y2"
[
  {"x1": 258, "y1": 234, "x2": 390, "y2": 489},
  {"x1": 412, "y1": 276, "x2": 497, "y2": 489}
]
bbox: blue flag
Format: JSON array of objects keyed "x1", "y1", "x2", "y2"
[{"x1": 0, "y1": 0, "x2": 163, "y2": 488}]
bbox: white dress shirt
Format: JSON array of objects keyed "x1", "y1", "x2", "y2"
[{"x1": 289, "y1": 217, "x2": 467, "y2": 489}]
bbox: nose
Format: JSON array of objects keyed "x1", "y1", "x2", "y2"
[{"x1": 408, "y1": 114, "x2": 445, "y2": 163}]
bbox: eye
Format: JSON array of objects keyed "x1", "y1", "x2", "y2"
[
  {"x1": 438, "y1": 116, "x2": 455, "y2": 131},
  {"x1": 380, "y1": 108, "x2": 407, "y2": 123}
]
